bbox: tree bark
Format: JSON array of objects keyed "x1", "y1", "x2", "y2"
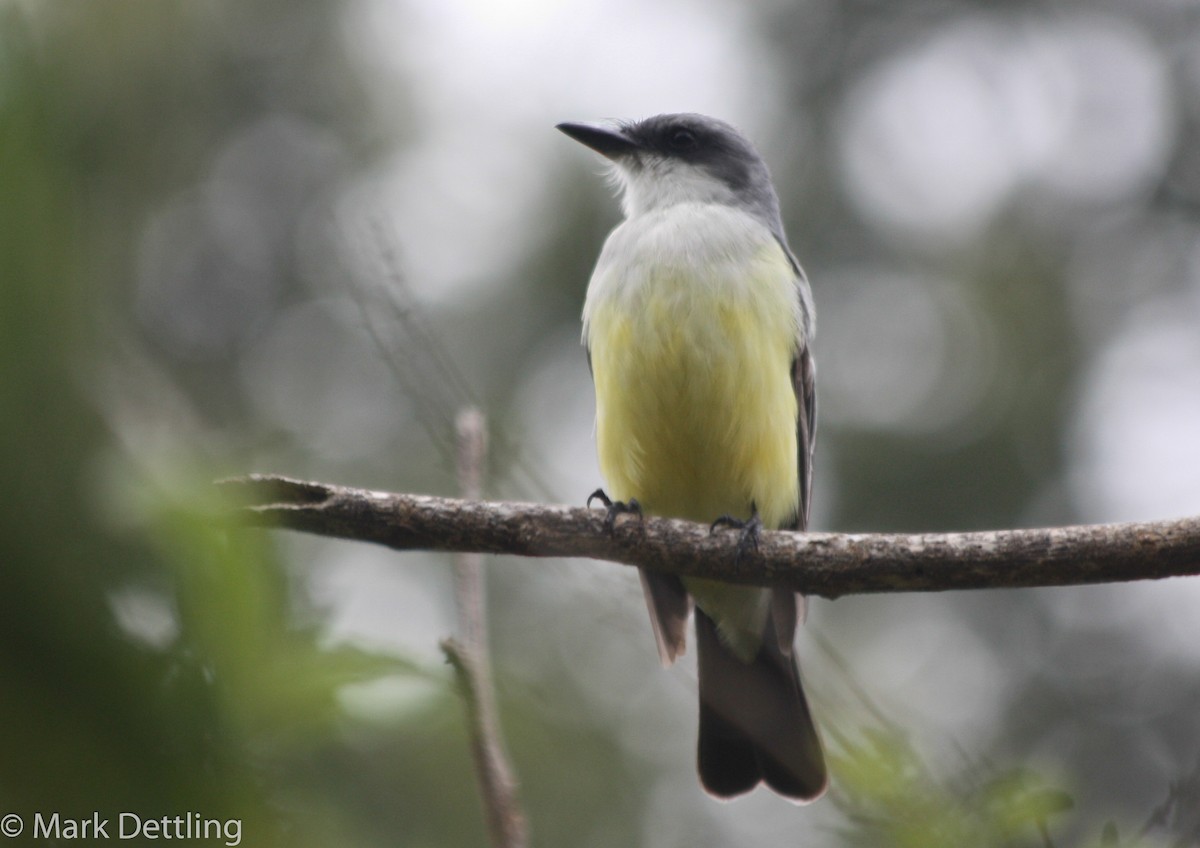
[{"x1": 218, "y1": 474, "x2": 1200, "y2": 599}]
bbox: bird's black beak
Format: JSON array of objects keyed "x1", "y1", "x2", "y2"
[{"x1": 556, "y1": 121, "x2": 639, "y2": 161}]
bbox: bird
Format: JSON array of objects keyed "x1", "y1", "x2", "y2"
[{"x1": 557, "y1": 113, "x2": 827, "y2": 801}]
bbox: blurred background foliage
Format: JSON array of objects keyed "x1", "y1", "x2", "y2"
[{"x1": 2, "y1": 0, "x2": 1200, "y2": 845}]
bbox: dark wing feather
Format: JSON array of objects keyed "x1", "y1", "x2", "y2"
[
  {"x1": 777, "y1": 237, "x2": 817, "y2": 647},
  {"x1": 639, "y1": 569, "x2": 691, "y2": 665},
  {"x1": 793, "y1": 346, "x2": 816, "y2": 531},
  {"x1": 772, "y1": 234, "x2": 816, "y2": 533}
]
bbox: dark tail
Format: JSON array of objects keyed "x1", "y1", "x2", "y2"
[{"x1": 695, "y1": 607, "x2": 827, "y2": 801}]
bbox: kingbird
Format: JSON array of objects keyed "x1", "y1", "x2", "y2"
[{"x1": 557, "y1": 113, "x2": 827, "y2": 801}]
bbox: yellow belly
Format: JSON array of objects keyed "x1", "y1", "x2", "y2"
[{"x1": 588, "y1": 270, "x2": 800, "y2": 531}]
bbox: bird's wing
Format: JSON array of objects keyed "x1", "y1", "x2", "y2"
[
  {"x1": 639, "y1": 569, "x2": 692, "y2": 665},
  {"x1": 773, "y1": 238, "x2": 817, "y2": 650},
  {"x1": 771, "y1": 235, "x2": 816, "y2": 534},
  {"x1": 793, "y1": 344, "x2": 816, "y2": 532}
]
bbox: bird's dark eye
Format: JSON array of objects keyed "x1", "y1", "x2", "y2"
[{"x1": 668, "y1": 128, "x2": 698, "y2": 151}]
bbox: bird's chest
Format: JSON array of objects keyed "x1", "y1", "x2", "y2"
[
  {"x1": 583, "y1": 205, "x2": 799, "y2": 378},
  {"x1": 582, "y1": 206, "x2": 801, "y2": 526}
]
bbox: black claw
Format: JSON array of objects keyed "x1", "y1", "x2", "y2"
[
  {"x1": 709, "y1": 514, "x2": 740, "y2": 533},
  {"x1": 587, "y1": 488, "x2": 643, "y2": 533},
  {"x1": 710, "y1": 504, "x2": 763, "y2": 561},
  {"x1": 587, "y1": 488, "x2": 613, "y2": 509}
]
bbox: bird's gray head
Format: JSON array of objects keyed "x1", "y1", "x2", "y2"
[{"x1": 557, "y1": 113, "x2": 785, "y2": 237}]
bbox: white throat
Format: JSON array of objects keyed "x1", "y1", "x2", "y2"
[{"x1": 611, "y1": 156, "x2": 738, "y2": 218}]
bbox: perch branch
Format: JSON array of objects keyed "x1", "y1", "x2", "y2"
[{"x1": 218, "y1": 474, "x2": 1200, "y2": 599}]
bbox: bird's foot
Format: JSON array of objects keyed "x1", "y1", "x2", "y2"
[
  {"x1": 587, "y1": 488, "x2": 643, "y2": 534},
  {"x1": 710, "y1": 504, "x2": 762, "y2": 561}
]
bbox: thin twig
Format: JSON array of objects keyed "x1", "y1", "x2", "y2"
[
  {"x1": 444, "y1": 409, "x2": 527, "y2": 848},
  {"x1": 218, "y1": 474, "x2": 1200, "y2": 599}
]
